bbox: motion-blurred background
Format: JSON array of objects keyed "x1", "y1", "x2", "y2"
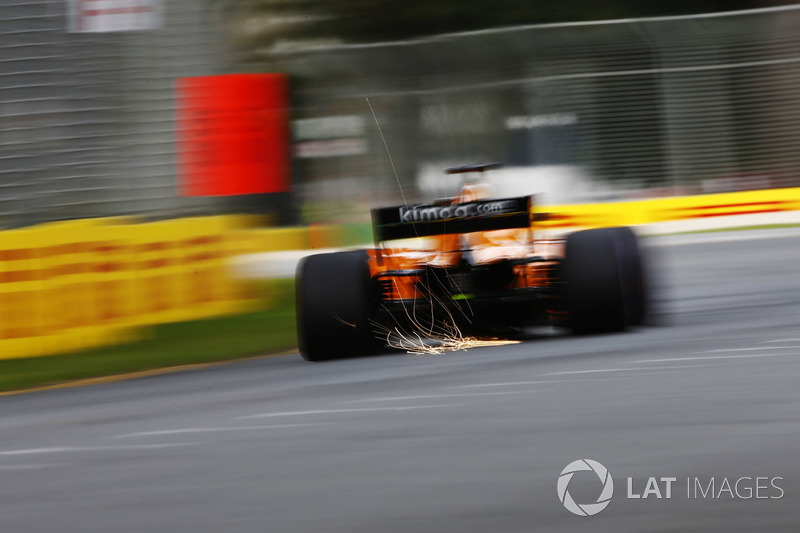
[
  {"x1": 2, "y1": 0, "x2": 800, "y2": 374},
  {"x1": 3, "y1": 0, "x2": 800, "y2": 226}
]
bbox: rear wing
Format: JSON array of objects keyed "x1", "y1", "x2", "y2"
[{"x1": 371, "y1": 196, "x2": 532, "y2": 242}]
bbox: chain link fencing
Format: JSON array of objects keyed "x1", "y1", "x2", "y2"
[
  {"x1": 0, "y1": 0, "x2": 229, "y2": 228},
  {"x1": 272, "y1": 5, "x2": 800, "y2": 221},
  {"x1": 3, "y1": 4, "x2": 800, "y2": 227}
]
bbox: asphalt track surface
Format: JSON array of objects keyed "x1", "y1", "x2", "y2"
[{"x1": 2, "y1": 229, "x2": 800, "y2": 533}]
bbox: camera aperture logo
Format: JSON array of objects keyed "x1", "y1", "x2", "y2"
[{"x1": 557, "y1": 459, "x2": 614, "y2": 517}]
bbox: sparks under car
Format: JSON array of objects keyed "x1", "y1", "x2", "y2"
[{"x1": 295, "y1": 164, "x2": 647, "y2": 361}]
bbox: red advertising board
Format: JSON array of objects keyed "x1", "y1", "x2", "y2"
[{"x1": 177, "y1": 73, "x2": 289, "y2": 197}]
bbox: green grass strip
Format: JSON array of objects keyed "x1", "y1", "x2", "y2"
[{"x1": 0, "y1": 280, "x2": 297, "y2": 393}]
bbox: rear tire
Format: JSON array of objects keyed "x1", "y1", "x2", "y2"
[
  {"x1": 295, "y1": 251, "x2": 378, "y2": 361},
  {"x1": 564, "y1": 227, "x2": 645, "y2": 334},
  {"x1": 610, "y1": 226, "x2": 647, "y2": 326}
]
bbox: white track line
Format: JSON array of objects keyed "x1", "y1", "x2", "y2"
[
  {"x1": 113, "y1": 423, "x2": 330, "y2": 439},
  {"x1": 0, "y1": 443, "x2": 201, "y2": 456},
  {"x1": 634, "y1": 353, "x2": 796, "y2": 364},
  {"x1": 343, "y1": 391, "x2": 544, "y2": 404},
  {"x1": 546, "y1": 364, "x2": 715, "y2": 376},
  {"x1": 236, "y1": 404, "x2": 458, "y2": 421},
  {"x1": 766, "y1": 339, "x2": 800, "y2": 343},
  {"x1": 698, "y1": 346, "x2": 800, "y2": 353},
  {"x1": 453, "y1": 379, "x2": 582, "y2": 389},
  {"x1": 545, "y1": 368, "x2": 642, "y2": 376},
  {"x1": 452, "y1": 372, "x2": 710, "y2": 388},
  {"x1": 0, "y1": 464, "x2": 63, "y2": 471}
]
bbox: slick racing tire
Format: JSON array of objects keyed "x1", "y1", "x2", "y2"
[
  {"x1": 610, "y1": 226, "x2": 647, "y2": 326},
  {"x1": 296, "y1": 250, "x2": 379, "y2": 361},
  {"x1": 564, "y1": 227, "x2": 645, "y2": 334}
]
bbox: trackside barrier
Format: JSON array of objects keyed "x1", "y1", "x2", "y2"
[
  {"x1": 226, "y1": 223, "x2": 373, "y2": 255},
  {"x1": 2, "y1": 187, "x2": 798, "y2": 359},
  {"x1": 0, "y1": 227, "x2": 47, "y2": 358},
  {"x1": 0, "y1": 216, "x2": 260, "y2": 360},
  {"x1": 538, "y1": 188, "x2": 800, "y2": 230}
]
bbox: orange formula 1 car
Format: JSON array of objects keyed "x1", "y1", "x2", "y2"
[{"x1": 296, "y1": 164, "x2": 647, "y2": 361}]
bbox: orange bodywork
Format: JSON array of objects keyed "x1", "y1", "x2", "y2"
[
  {"x1": 366, "y1": 235, "x2": 563, "y2": 301},
  {"x1": 366, "y1": 183, "x2": 564, "y2": 302}
]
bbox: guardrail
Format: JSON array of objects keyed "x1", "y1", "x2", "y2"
[
  {"x1": 539, "y1": 188, "x2": 800, "y2": 230},
  {"x1": 1, "y1": 187, "x2": 798, "y2": 359},
  {"x1": 0, "y1": 217, "x2": 374, "y2": 359},
  {"x1": 0, "y1": 217, "x2": 255, "y2": 359}
]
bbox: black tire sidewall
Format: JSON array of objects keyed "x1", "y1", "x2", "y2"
[
  {"x1": 296, "y1": 250, "x2": 377, "y2": 361},
  {"x1": 564, "y1": 227, "x2": 627, "y2": 333},
  {"x1": 610, "y1": 226, "x2": 647, "y2": 326}
]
